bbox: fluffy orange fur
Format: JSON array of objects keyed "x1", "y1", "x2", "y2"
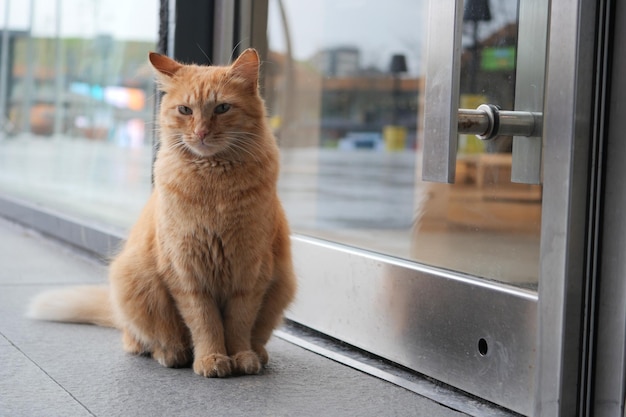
[{"x1": 28, "y1": 49, "x2": 296, "y2": 378}]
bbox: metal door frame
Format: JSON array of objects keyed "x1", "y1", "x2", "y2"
[
  {"x1": 589, "y1": 0, "x2": 626, "y2": 415},
  {"x1": 534, "y1": 0, "x2": 610, "y2": 414}
]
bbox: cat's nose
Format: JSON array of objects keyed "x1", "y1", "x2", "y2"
[{"x1": 194, "y1": 129, "x2": 208, "y2": 139}]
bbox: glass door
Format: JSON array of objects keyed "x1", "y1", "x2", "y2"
[{"x1": 238, "y1": 0, "x2": 599, "y2": 414}]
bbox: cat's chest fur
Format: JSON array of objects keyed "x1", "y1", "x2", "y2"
[{"x1": 153, "y1": 156, "x2": 276, "y2": 290}]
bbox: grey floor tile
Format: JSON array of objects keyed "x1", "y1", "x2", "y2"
[
  {"x1": 0, "y1": 343, "x2": 92, "y2": 417},
  {"x1": 0, "y1": 221, "x2": 107, "y2": 286}
]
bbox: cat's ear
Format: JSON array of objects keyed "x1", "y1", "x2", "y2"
[
  {"x1": 149, "y1": 52, "x2": 183, "y2": 78},
  {"x1": 229, "y1": 48, "x2": 260, "y2": 92}
]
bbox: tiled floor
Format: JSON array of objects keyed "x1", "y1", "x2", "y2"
[{"x1": 0, "y1": 217, "x2": 471, "y2": 417}]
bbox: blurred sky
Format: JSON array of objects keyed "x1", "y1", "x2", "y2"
[
  {"x1": 0, "y1": 0, "x2": 158, "y2": 41},
  {"x1": 268, "y1": 0, "x2": 518, "y2": 76},
  {"x1": 268, "y1": 0, "x2": 428, "y2": 75}
]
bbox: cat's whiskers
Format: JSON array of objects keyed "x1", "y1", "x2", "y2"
[
  {"x1": 214, "y1": 135, "x2": 260, "y2": 164},
  {"x1": 162, "y1": 133, "x2": 190, "y2": 155},
  {"x1": 224, "y1": 142, "x2": 259, "y2": 164},
  {"x1": 222, "y1": 131, "x2": 268, "y2": 164}
]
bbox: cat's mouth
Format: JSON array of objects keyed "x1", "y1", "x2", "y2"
[{"x1": 182, "y1": 137, "x2": 225, "y2": 158}]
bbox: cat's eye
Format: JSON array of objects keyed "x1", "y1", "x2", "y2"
[
  {"x1": 177, "y1": 105, "x2": 192, "y2": 115},
  {"x1": 214, "y1": 103, "x2": 231, "y2": 115}
]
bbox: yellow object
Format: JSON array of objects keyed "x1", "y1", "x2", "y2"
[
  {"x1": 383, "y1": 125, "x2": 407, "y2": 151},
  {"x1": 459, "y1": 94, "x2": 487, "y2": 154},
  {"x1": 270, "y1": 115, "x2": 282, "y2": 130}
]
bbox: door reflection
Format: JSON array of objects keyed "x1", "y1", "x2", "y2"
[{"x1": 267, "y1": 0, "x2": 540, "y2": 287}]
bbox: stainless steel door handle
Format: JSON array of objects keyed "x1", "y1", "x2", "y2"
[
  {"x1": 422, "y1": 0, "x2": 464, "y2": 184},
  {"x1": 422, "y1": 0, "x2": 548, "y2": 185},
  {"x1": 458, "y1": 105, "x2": 543, "y2": 140}
]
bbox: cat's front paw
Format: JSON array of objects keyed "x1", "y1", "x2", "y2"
[
  {"x1": 122, "y1": 329, "x2": 146, "y2": 355},
  {"x1": 193, "y1": 354, "x2": 232, "y2": 378},
  {"x1": 232, "y1": 350, "x2": 261, "y2": 375},
  {"x1": 153, "y1": 346, "x2": 192, "y2": 368},
  {"x1": 252, "y1": 344, "x2": 269, "y2": 365}
]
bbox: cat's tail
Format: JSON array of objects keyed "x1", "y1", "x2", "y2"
[{"x1": 27, "y1": 285, "x2": 117, "y2": 328}]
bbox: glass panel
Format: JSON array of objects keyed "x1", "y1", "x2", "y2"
[
  {"x1": 267, "y1": 0, "x2": 541, "y2": 287},
  {"x1": 0, "y1": 0, "x2": 157, "y2": 231}
]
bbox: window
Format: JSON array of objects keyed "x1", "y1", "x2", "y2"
[{"x1": 0, "y1": 0, "x2": 158, "y2": 231}]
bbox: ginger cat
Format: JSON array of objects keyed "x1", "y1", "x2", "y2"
[{"x1": 28, "y1": 49, "x2": 296, "y2": 378}]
